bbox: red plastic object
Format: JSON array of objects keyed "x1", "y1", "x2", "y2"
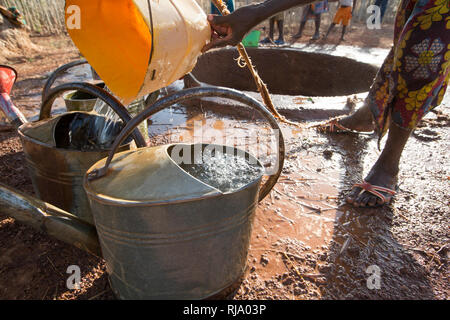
[{"x1": 0, "y1": 65, "x2": 17, "y2": 95}]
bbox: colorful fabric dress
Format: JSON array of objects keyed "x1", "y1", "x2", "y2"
[{"x1": 367, "y1": 0, "x2": 450, "y2": 139}]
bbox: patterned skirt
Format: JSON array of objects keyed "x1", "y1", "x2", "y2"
[{"x1": 367, "y1": 0, "x2": 449, "y2": 137}]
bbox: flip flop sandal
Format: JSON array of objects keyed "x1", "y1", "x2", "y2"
[{"x1": 351, "y1": 180, "x2": 396, "y2": 207}]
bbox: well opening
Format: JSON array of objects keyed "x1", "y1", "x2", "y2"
[{"x1": 192, "y1": 47, "x2": 378, "y2": 97}]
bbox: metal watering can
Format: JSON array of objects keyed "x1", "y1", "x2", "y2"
[
  {"x1": 0, "y1": 65, "x2": 146, "y2": 225},
  {"x1": 41, "y1": 59, "x2": 159, "y2": 143},
  {"x1": 1, "y1": 85, "x2": 285, "y2": 299}
]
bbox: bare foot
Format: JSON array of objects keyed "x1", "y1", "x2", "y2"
[
  {"x1": 336, "y1": 104, "x2": 375, "y2": 132},
  {"x1": 346, "y1": 159, "x2": 398, "y2": 207}
]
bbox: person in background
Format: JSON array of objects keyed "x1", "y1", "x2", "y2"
[
  {"x1": 211, "y1": 0, "x2": 235, "y2": 15},
  {"x1": 323, "y1": 0, "x2": 357, "y2": 41},
  {"x1": 203, "y1": 0, "x2": 449, "y2": 209},
  {"x1": 374, "y1": 0, "x2": 388, "y2": 22},
  {"x1": 292, "y1": 1, "x2": 329, "y2": 41},
  {"x1": 261, "y1": 12, "x2": 286, "y2": 45}
]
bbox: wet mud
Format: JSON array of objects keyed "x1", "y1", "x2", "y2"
[{"x1": 0, "y1": 46, "x2": 448, "y2": 300}]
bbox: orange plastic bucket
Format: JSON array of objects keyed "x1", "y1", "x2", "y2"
[{"x1": 65, "y1": 0, "x2": 211, "y2": 105}]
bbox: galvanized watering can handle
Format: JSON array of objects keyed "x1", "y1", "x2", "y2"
[
  {"x1": 88, "y1": 86, "x2": 285, "y2": 202},
  {"x1": 41, "y1": 59, "x2": 88, "y2": 102},
  {"x1": 39, "y1": 82, "x2": 147, "y2": 148}
]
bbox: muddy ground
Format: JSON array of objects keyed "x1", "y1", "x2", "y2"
[{"x1": 0, "y1": 29, "x2": 448, "y2": 300}]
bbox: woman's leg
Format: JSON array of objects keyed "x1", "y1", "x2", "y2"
[
  {"x1": 293, "y1": 6, "x2": 311, "y2": 39},
  {"x1": 312, "y1": 14, "x2": 321, "y2": 40},
  {"x1": 324, "y1": 22, "x2": 336, "y2": 39},
  {"x1": 269, "y1": 17, "x2": 275, "y2": 40},
  {"x1": 347, "y1": 0, "x2": 450, "y2": 207},
  {"x1": 294, "y1": 21, "x2": 307, "y2": 38},
  {"x1": 340, "y1": 25, "x2": 347, "y2": 41},
  {"x1": 376, "y1": 0, "x2": 388, "y2": 22},
  {"x1": 276, "y1": 18, "x2": 285, "y2": 42}
]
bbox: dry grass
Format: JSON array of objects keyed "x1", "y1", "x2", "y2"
[{"x1": 0, "y1": 0, "x2": 65, "y2": 35}]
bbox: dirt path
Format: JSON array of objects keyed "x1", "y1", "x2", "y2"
[
  {"x1": 237, "y1": 106, "x2": 450, "y2": 300},
  {"x1": 269, "y1": 21, "x2": 395, "y2": 49},
  {"x1": 0, "y1": 34, "x2": 448, "y2": 300}
]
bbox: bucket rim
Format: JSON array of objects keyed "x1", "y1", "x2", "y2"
[
  {"x1": 83, "y1": 143, "x2": 265, "y2": 207},
  {"x1": 63, "y1": 90, "x2": 99, "y2": 103},
  {"x1": 18, "y1": 113, "x2": 132, "y2": 154}
]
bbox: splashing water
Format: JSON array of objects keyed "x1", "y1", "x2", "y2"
[
  {"x1": 54, "y1": 112, "x2": 125, "y2": 151},
  {"x1": 92, "y1": 86, "x2": 124, "y2": 147},
  {"x1": 90, "y1": 86, "x2": 148, "y2": 147},
  {"x1": 57, "y1": 86, "x2": 128, "y2": 151},
  {"x1": 179, "y1": 150, "x2": 264, "y2": 193}
]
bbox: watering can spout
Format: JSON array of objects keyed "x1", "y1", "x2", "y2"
[
  {"x1": 0, "y1": 65, "x2": 28, "y2": 128},
  {"x1": 0, "y1": 183, "x2": 102, "y2": 257}
]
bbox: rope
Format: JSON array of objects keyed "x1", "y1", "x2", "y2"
[{"x1": 210, "y1": 0, "x2": 301, "y2": 128}]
